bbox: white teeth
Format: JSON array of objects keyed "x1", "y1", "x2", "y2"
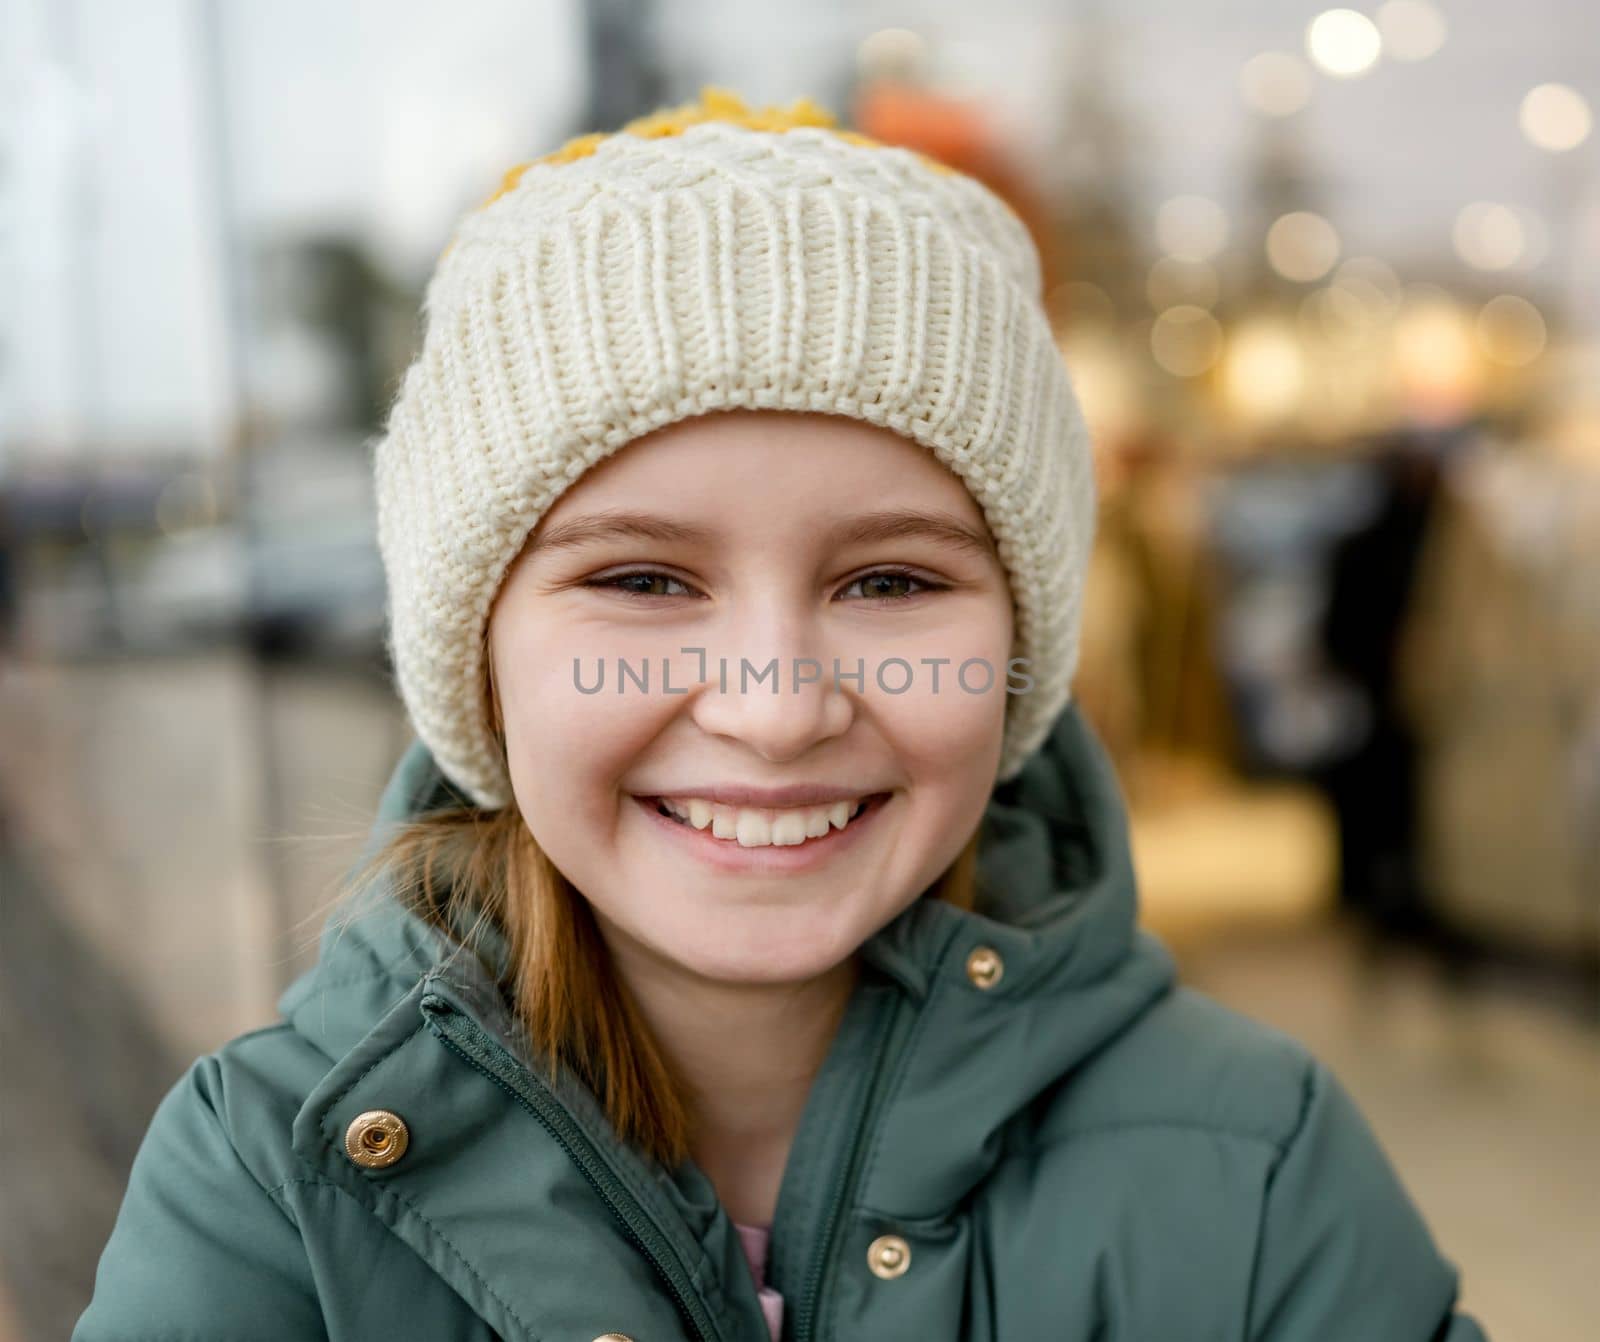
[
  {"x1": 655, "y1": 795, "x2": 874, "y2": 848},
  {"x1": 769, "y1": 811, "x2": 809, "y2": 846}
]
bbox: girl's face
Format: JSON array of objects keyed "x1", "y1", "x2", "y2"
[{"x1": 487, "y1": 410, "x2": 1014, "y2": 988}]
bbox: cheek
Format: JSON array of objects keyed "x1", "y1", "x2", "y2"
[
  {"x1": 851, "y1": 606, "x2": 1013, "y2": 758},
  {"x1": 857, "y1": 613, "x2": 1010, "y2": 869},
  {"x1": 495, "y1": 622, "x2": 678, "y2": 839}
]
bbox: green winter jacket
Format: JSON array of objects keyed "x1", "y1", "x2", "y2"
[{"x1": 74, "y1": 704, "x2": 1489, "y2": 1341}]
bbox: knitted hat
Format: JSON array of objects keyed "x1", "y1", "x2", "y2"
[{"x1": 374, "y1": 88, "x2": 1096, "y2": 810}]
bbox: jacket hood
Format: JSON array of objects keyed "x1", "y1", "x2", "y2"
[{"x1": 280, "y1": 700, "x2": 1177, "y2": 1219}]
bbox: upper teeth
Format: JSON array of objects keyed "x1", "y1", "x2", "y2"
[{"x1": 656, "y1": 797, "x2": 866, "y2": 847}]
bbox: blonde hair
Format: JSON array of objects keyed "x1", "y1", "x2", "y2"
[{"x1": 336, "y1": 642, "x2": 983, "y2": 1172}]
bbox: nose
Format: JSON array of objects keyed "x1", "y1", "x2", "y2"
[{"x1": 687, "y1": 634, "x2": 855, "y2": 764}]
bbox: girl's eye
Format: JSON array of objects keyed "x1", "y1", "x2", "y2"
[
  {"x1": 583, "y1": 567, "x2": 946, "y2": 602},
  {"x1": 585, "y1": 570, "x2": 696, "y2": 600},
  {"x1": 839, "y1": 568, "x2": 946, "y2": 602}
]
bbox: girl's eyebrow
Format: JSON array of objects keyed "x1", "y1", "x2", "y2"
[
  {"x1": 529, "y1": 510, "x2": 712, "y2": 555},
  {"x1": 830, "y1": 508, "x2": 997, "y2": 559},
  {"x1": 528, "y1": 507, "x2": 996, "y2": 559}
]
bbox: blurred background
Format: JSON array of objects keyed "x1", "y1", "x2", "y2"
[{"x1": 2, "y1": 1, "x2": 1597, "y2": 1338}]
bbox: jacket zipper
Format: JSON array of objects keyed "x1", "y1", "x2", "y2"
[
  {"x1": 791, "y1": 987, "x2": 911, "y2": 1342},
  {"x1": 421, "y1": 993, "x2": 720, "y2": 1342}
]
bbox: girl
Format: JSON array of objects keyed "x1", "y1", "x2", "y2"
[{"x1": 76, "y1": 89, "x2": 1488, "y2": 1342}]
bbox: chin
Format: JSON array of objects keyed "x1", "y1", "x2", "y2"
[{"x1": 661, "y1": 926, "x2": 856, "y2": 987}]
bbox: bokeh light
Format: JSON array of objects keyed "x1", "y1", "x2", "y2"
[
  {"x1": 1333, "y1": 255, "x2": 1404, "y2": 312},
  {"x1": 1519, "y1": 83, "x2": 1593, "y2": 152},
  {"x1": 1239, "y1": 51, "x2": 1313, "y2": 116},
  {"x1": 1267, "y1": 211, "x2": 1341, "y2": 282},
  {"x1": 1453, "y1": 202, "x2": 1527, "y2": 271},
  {"x1": 1150, "y1": 304, "x2": 1224, "y2": 376},
  {"x1": 1475, "y1": 294, "x2": 1547, "y2": 366},
  {"x1": 1306, "y1": 10, "x2": 1383, "y2": 78},
  {"x1": 1156, "y1": 194, "x2": 1230, "y2": 263},
  {"x1": 1375, "y1": 1, "x2": 1447, "y2": 63},
  {"x1": 1055, "y1": 327, "x2": 1139, "y2": 444},
  {"x1": 1393, "y1": 287, "x2": 1482, "y2": 420},
  {"x1": 1221, "y1": 319, "x2": 1306, "y2": 423}
]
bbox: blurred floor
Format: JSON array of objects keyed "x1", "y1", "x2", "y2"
[
  {"x1": 0, "y1": 650, "x2": 408, "y2": 1059},
  {"x1": 1, "y1": 653, "x2": 1595, "y2": 1340}
]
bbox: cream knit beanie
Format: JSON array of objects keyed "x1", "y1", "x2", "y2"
[{"x1": 374, "y1": 89, "x2": 1096, "y2": 810}]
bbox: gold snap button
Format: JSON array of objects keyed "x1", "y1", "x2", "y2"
[
  {"x1": 965, "y1": 945, "x2": 1004, "y2": 989},
  {"x1": 344, "y1": 1109, "x2": 409, "y2": 1169},
  {"x1": 867, "y1": 1232, "x2": 911, "y2": 1279}
]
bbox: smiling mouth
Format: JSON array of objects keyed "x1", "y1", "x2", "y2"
[{"x1": 641, "y1": 793, "x2": 890, "y2": 849}]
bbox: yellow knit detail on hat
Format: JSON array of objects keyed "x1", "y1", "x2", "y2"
[{"x1": 470, "y1": 85, "x2": 953, "y2": 216}]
